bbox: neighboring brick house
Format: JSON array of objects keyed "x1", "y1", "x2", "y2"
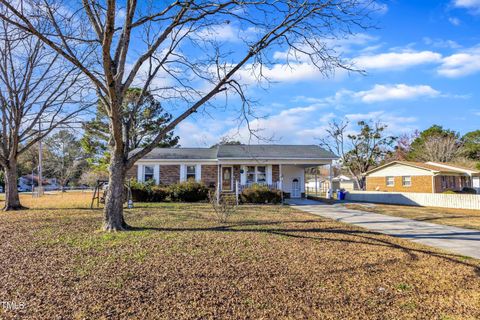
[
  {"x1": 364, "y1": 161, "x2": 480, "y2": 194},
  {"x1": 128, "y1": 145, "x2": 337, "y2": 198}
]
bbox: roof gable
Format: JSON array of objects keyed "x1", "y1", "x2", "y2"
[{"x1": 365, "y1": 161, "x2": 472, "y2": 176}]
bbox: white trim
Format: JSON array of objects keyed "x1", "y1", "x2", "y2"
[
  {"x1": 219, "y1": 159, "x2": 332, "y2": 165},
  {"x1": 240, "y1": 165, "x2": 246, "y2": 185},
  {"x1": 195, "y1": 164, "x2": 202, "y2": 182},
  {"x1": 154, "y1": 165, "x2": 160, "y2": 185},
  {"x1": 137, "y1": 165, "x2": 143, "y2": 182},
  {"x1": 136, "y1": 160, "x2": 333, "y2": 167},
  {"x1": 219, "y1": 157, "x2": 337, "y2": 160},
  {"x1": 180, "y1": 164, "x2": 186, "y2": 182},
  {"x1": 137, "y1": 160, "x2": 215, "y2": 165},
  {"x1": 267, "y1": 165, "x2": 272, "y2": 184}
]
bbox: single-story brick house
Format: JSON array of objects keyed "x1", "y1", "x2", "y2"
[
  {"x1": 127, "y1": 145, "x2": 337, "y2": 198},
  {"x1": 364, "y1": 161, "x2": 480, "y2": 194}
]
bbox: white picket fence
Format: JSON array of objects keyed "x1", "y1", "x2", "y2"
[{"x1": 345, "y1": 191, "x2": 480, "y2": 210}]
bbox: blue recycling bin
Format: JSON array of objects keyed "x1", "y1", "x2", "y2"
[{"x1": 337, "y1": 190, "x2": 345, "y2": 200}]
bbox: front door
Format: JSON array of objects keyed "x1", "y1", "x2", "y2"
[
  {"x1": 222, "y1": 167, "x2": 232, "y2": 191},
  {"x1": 291, "y1": 178, "x2": 301, "y2": 198}
]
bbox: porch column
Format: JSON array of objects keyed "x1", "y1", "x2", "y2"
[
  {"x1": 328, "y1": 163, "x2": 333, "y2": 199},
  {"x1": 279, "y1": 164, "x2": 284, "y2": 204},
  {"x1": 279, "y1": 164, "x2": 283, "y2": 190},
  {"x1": 216, "y1": 164, "x2": 220, "y2": 204}
]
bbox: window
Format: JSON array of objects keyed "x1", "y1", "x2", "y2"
[
  {"x1": 257, "y1": 166, "x2": 266, "y2": 183},
  {"x1": 246, "y1": 166, "x2": 256, "y2": 184},
  {"x1": 245, "y1": 166, "x2": 267, "y2": 184},
  {"x1": 386, "y1": 176, "x2": 394, "y2": 187},
  {"x1": 186, "y1": 165, "x2": 196, "y2": 181},
  {"x1": 144, "y1": 165, "x2": 154, "y2": 182},
  {"x1": 402, "y1": 176, "x2": 411, "y2": 187}
]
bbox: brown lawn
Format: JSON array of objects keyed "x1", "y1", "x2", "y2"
[
  {"x1": 0, "y1": 193, "x2": 479, "y2": 319},
  {"x1": 346, "y1": 203, "x2": 480, "y2": 231}
]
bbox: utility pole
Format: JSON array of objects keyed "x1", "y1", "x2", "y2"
[{"x1": 38, "y1": 120, "x2": 43, "y2": 196}]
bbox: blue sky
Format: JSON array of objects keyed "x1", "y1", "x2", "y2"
[{"x1": 173, "y1": 1, "x2": 480, "y2": 147}]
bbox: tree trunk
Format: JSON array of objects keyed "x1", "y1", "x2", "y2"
[
  {"x1": 4, "y1": 162, "x2": 24, "y2": 211},
  {"x1": 103, "y1": 153, "x2": 128, "y2": 231}
]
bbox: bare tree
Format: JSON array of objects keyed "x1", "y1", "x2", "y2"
[
  {"x1": 0, "y1": 0, "x2": 377, "y2": 229},
  {"x1": 0, "y1": 11, "x2": 89, "y2": 210},
  {"x1": 318, "y1": 120, "x2": 396, "y2": 190},
  {"x1": 419, "y1": 135, "x2": 461, "y2": 163}
]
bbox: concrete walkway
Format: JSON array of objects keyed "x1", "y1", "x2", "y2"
[{"x1": 286, "y1": 198, "x2": 480, "y2": 259}]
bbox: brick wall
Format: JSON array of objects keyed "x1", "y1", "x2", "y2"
[
  {"x1": 160, "y1": 165, "x2": 180, "y2": 185},
  {"x1": 272, "y1": 165, "x2": 279, "y2": 182},
  {"x1": 366, "y1": 176, "x2": 434, "y2": 193},
  {"x1": 126, "y1": 165, "x2": 137, "y2": 180},
  {"x1": 201, "y1": 165, "x2": 218, "y2": 188}
]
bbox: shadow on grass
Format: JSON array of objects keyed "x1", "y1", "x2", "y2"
[{"x1": 128, "y1": 220, "x2": 480, "y2": 275}]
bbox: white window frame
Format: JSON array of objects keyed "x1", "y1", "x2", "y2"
[
  {"x1": 245, "y1": 165, "x2": 267, "y2": 184},
  {"x1": 402, "y1": 176, "x2": 412, "y2": 187},
  {"x1": 186, "y1": 165, "x2": 196, "y2": 181},
  {"x1": 143, "y1": 165, "x2": 155, "y2": 182},
  {"x1": 386, "y1": 176, "x2": 395, "y2": 187},
  {"x1": 180, "y1": 164, "x2": 201, "y2": 182}
]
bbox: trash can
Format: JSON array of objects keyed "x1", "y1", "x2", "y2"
[{"x1": 337, "y1": 190, "x2": 346, "y2": 200}]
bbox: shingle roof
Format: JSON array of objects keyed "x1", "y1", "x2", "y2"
[
  {"x1": 429, "y1": 162, "x2": 480, "y2": 173},
  {"x1": 398, "y1": 161, "x2": 465, "y2": 173},
  {"x1": 217, "y1": 144, "x2": 337, "y2": 159},
  {"x1": 399, "y1": 161, "x2": 472, "y2": 173},
  {"x1": 136, "y1": 145, "x2": 337, "y2": 160},
  {"x1": 364, "y1": 161, "x2": 471, "y2": 175},
  {"x1": 135, "y1": 148, "x2": 218, "y2": 160}
]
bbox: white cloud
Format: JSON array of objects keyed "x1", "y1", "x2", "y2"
[
  {"x1": 237, "y1": 62, "x2": 348, "y2": 84},
  {"x1": 195, "y1": 24, "x2": 241, "y2": 42},
  {"x1": 372, "y1": 2, "x2": 389, "y2": 15},
  {"x1": 223, "y1": 104, "x2": 333, "y2": 144},
  {"x1": 353, "y1": 51, "x2": 442, "y2": 70},
  {"x1": 453, "y1": 0, "x2": 480, "y2": 13},
  {"x1": 438, "y1": 47, "x2": 480, "y2": 77},
  {"x1": 448, "y1": 17, "x2": 461, "y2": 26},
  {"x1": 352, "y1": 84, "x2": 440, "y2": 103},
  {"x1": 423, "y1": 37, "x2": 461, "y2": 49},
  {"x1": 273, "y1": 33, "x2": 377, "y2": 62},
  {"x1": 344, "y1": 111, "x2": 417, "y2": 134}
]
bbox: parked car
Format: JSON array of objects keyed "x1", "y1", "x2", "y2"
[{"x1": 17, "y1": 185, "x2": 31, "y2": 192}]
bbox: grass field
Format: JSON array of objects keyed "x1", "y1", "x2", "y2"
[
  {"x1": 0, "y1": 193, "x2": 479, "y2": 319},
  {"x1": 346, "y1": 203, "x2": 480, "y2": 231}
]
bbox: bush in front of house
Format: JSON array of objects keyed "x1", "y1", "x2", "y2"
[
  {"x1": 130, "y1": 180, "x2": 168, "y2": 202},
  {"x1": 442, "y1": 189, "x2": 457, "y2": 194},
  {"x1": 168, "y1": 180, "x2": 209, "y2": 202},
  {"x1": 240, "y1": 183, "x2": 282, "y2": 204},
  {"x1": 461, "y1": 187, "x2": 477, "y2": 194}
]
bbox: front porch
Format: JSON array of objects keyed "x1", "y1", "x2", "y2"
[{"x1": 217, "y1": 163, "x2": 334, "y2": 199}]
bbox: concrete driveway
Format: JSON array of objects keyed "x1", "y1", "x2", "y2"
[{"x1": 286, "y1": 198, "x2": 480, "y2": 260}]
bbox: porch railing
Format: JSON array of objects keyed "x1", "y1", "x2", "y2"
[{"x1": 237, "y1": 181, "x2": 282, "y2": 192}]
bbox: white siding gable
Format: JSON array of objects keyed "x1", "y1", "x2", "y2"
[{"x1": 368, "y1": 163, "x2": 433, "y2": 177}]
